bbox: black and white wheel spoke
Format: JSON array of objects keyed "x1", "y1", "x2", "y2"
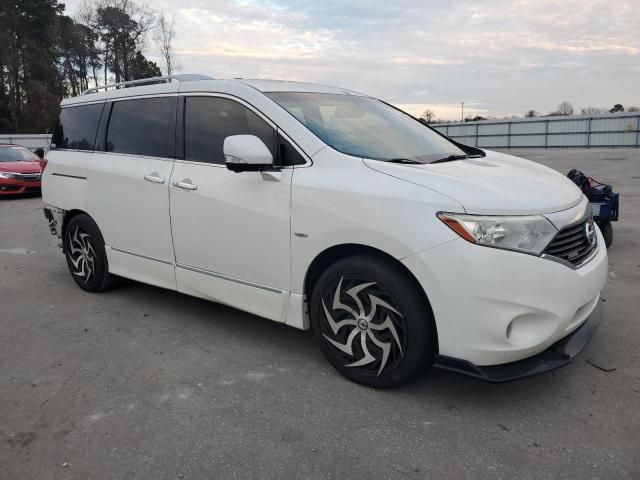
[
  {"x1": 321, "y1": 276, "x2": 407, "y2": 377},
  {"x1": 67, "y1": 226, "x2": 96, "y2": 285}
]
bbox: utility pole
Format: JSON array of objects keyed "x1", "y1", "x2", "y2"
[{"x1": 461, "y1": 102, "x2": 465, "y2": 122}]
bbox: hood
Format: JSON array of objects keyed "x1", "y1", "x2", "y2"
[
  {"x1": 0, "y1": 160, "x2": 42, "y2": 174},
  {"x1": 363, "y1": 150, "x2": 583, "y2": 215}
]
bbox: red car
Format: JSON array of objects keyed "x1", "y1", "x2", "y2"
[{"x1": 0, "y1": 144, "x2": 45, "y2": 196}]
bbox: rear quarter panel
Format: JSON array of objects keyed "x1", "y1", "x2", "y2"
[{"x1": 42, "y1": 150, "x2": 91, "y2": 211}]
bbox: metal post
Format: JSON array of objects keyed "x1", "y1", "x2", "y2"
[
  {"x1": 636, "y1": 116, "x2": 640, "y2": 148},
  {"x1": 507, "y1": 121, "x2": 511, "y2": 149},
  {"x1": 544, "y1": 120, "x2": 549, "y2": 148},
  {"x1": 461, "y1": 102, "x2": 465, "y2": 122},
  {"x1": 475, "y1": 122, "x2": 479, "y2": 147},
  {"x1": 587, "y1": 117, "x2": 592, "y2": 148}
]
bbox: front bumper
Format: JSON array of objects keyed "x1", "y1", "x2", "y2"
[
  {"x1": 0, "y1": 178, "x2": 41, "y2": 195},
  {"x1": 433, "y1": 300, "x2": 602, "y2": 382},
  {"x1": 402, "y1": 226, "x2": 608, "y2": 368}
]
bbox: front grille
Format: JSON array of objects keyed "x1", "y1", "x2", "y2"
[
  {"x1": 16, "y1": 173, "x2": 41, "y2": 182},
  {"x1": 543, "y1": 218, "x2": 597, "y2": 267}
]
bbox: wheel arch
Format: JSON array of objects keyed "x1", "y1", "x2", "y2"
[
  {"x1": 303, "y1": 243, "x2": 439, "y2": 352},
  {"x1": 61, "y1": 209, "x2": 91, "y2": 236}
]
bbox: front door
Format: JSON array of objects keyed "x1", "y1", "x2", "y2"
[{"x1": 169, "y1": 95, "x2": 292, "y2": 321}]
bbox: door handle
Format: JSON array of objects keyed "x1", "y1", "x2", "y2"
[
  {"x1": 173, "y1": 180, "x2": 197, "y2": 190},
  {"x1": 144, "y1": 174, "x2": 165, "y2": 184}
]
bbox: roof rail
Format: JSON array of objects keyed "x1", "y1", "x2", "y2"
[{"x1": 81, "y1": 74, "x2": 213, "y2": 95}]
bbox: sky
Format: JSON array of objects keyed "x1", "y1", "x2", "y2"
[{"x1": 66, "y1": 0, "x2": 640, "y2": 120}]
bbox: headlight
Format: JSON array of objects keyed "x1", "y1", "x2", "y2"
[
  {"x1": 437, "y1": 212, "x2": 557, "y2": 255},
  {"x1": 0, "y1": 171, "x2": 17, "y2": 179}
]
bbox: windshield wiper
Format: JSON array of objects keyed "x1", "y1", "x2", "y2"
[
  {"x1": 430, "y1": 154, "x2": 482, "y2": 164},
  {"x1": 387, "y1": 158, "x2": 424, "y2": 164}
]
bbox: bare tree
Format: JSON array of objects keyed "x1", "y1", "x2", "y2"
[
  {"x1": 580, "y1": 107, "x2": 606, "y2": 115},
  {"x1": 628, "y1": 106, "x2": 640, "y2": 112},
  {"x1": 609, "y1": 104, "x2": 624, "y2": 113},
  {"x1": 420, "y1": 109, "x2": 435, "y2": 123},
  {"x1": 154, "y1": 13, "x2": 175, "y2": 75},
  {"x1": 76, "y1": 1, "x2": 103, "y2": 87},
  {"x1": 93, "y1": 0, "x2": 156, "y2": 83},
  {"x1": 524, "y1": 110, "x2": 538, "y2": 118},
  {"x1": 557, "y1": 101, "x2": 573, "y2": 116}
]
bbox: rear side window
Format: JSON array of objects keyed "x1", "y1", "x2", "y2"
[
  {"x1": 184, "y1": 97, "x2": 276, "y2": 164},
  {"x1": 52, "y1": 103, "x2": 104, "y2": 150},
  {"x1": 106, "y1": 97, "x2": 175, "y2": 157}
]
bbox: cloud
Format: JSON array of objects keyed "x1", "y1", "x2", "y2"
[{"x1": 65, "y1": 0, "x2": 640, "y2": 119}]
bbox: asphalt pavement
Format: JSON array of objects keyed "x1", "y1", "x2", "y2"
[{"x1": 1, "y1": 148, "x2": 639, "y2": 479}]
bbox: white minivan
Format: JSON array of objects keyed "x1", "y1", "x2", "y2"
[{"x1": 43, "y1": 74, "x2": 607, "y2": 387}]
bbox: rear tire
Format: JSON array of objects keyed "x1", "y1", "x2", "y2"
[
  {"x1": 598, "y1": 220, "x2": 613, "y2": 248},
  {"x1": 63, "y1": 214, "x2": 116, "y2": 292},
  {"x1": 310, "y1": 254, "x2": 436, "y2": 388}
]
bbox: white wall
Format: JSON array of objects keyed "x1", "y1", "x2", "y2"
[{"x1": 0, "y1": 134, "x2": 52, "y2": 151}]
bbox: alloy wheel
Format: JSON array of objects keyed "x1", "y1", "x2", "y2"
[
  {"x1": 319, "y1": 275, "x2": 408, "y2": 377},
  {"x1": 66, "y1": 225, "x2": 97, "y2": 285}
]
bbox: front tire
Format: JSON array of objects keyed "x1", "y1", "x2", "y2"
[
  {"x1": 63, "y1": 214, "x2": 116, "y2": 292},
  {"x1": 310, "y1": 254, "x2": 436, "y2": 388}
]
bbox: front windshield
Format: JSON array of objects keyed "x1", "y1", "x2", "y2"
[
  {"x1": 0, "y1": 145, "x2": 39, "y2": 162},
  {"x1": 267, "y1": 92, "x2": 465, "y2": 162}
]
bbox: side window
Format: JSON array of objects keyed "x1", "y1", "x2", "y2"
[
  {"x1": 52, "y1": 103, "x2": 104, "y2": 151},
  {"x1": 106, "y1": 97, "x2": 174, "y2": 157},
  {"x1": 277, "y1": 134, "x2": 307, "y2": 166},
  {"x1": 184, "y1": 97, "x2": 276, "y2": 164}
]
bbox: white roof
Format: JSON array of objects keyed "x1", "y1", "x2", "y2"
[
  {"x1": 61, "y1": 75, "x2": 366, "y2": 107},
  {"x1": 236, "y1": 79, "x2": 364, "y2": 96}
]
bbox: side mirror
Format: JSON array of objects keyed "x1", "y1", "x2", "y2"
[{"x1": 224, "y1": 135, "x2": 274, "y2": 173}]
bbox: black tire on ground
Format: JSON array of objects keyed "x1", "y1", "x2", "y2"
[
  {"x1": 598, "y1": 220, "x2": 613, "y2": 248},
  {"x1": 62, "y1": 214, "x2": 116, "y2": 292},
  {"x1": 310, "y1": 254, "x2": 436, "y2": 388}
]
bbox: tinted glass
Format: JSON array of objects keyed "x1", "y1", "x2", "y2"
[
  {"x1": 0, "y1": 145, "x2": 39, "y2": 162},
  {"x1": 52, "y1": 103, "x2": 104, "y2": 150},
  {"x1": 278, "y1": 135, "x2": 306, "y2": 166},
  {"x1": 267, "y1": 92, "x2": 464, "y2": 163},
  {"x1": 185, "y1": 97, "x2": 276, "y2": 164},
  {"x1": 107, "y1": 97, "x2": 174, "y2": 157}
]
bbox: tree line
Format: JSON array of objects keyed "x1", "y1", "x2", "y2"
[
  {"x1": 423, "y1": 101, "x2": 640, "y2": 124},
  {"x1": 0, "y1": 0, "x2": 175, "y2": 134},
  {"x1": 524, "y1": 102, "x2": 639, "y2": 118}
]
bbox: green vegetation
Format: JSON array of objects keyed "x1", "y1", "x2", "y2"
[{"x1": 0, "y1": 0, "x2": 162, "y2": 133}]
